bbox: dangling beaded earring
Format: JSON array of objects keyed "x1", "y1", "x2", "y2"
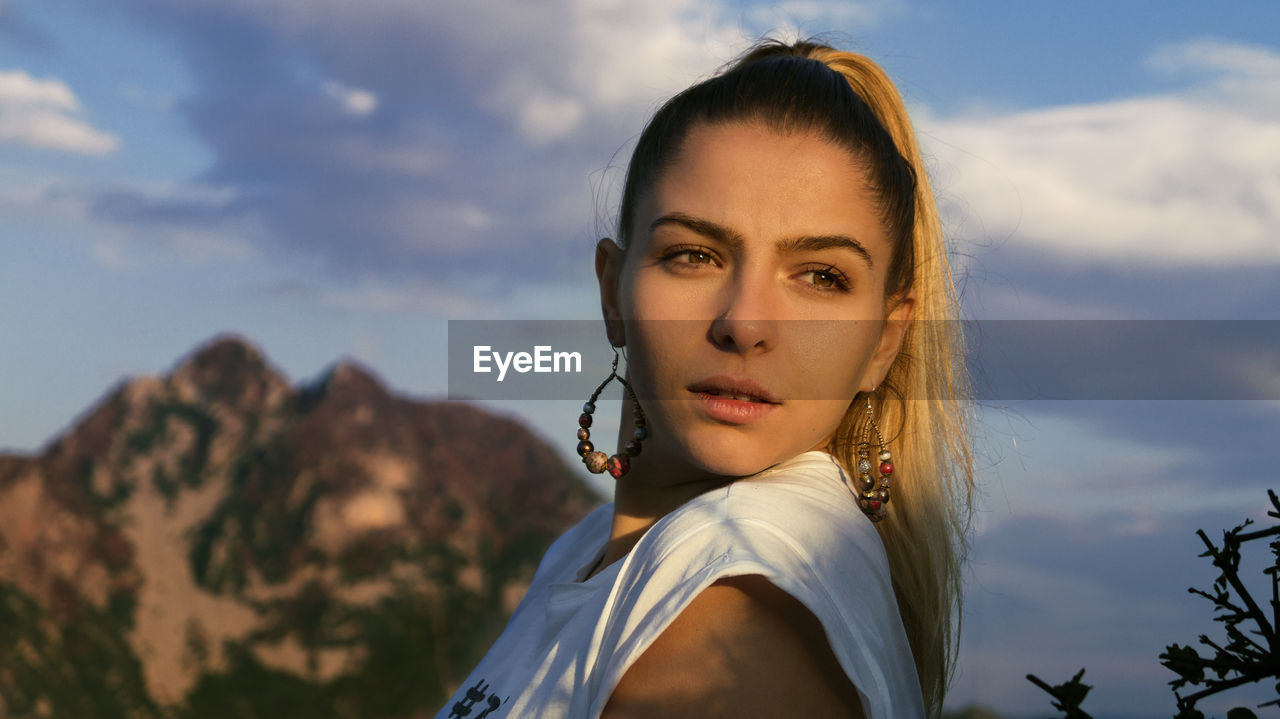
[
  {"x1": 576, "y1": 347, "x2": 647, "y2": 479},
  {"x1": 852, "y1": 390, "x2": 894, "y2": 522}
]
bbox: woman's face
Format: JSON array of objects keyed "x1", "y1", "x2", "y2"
[{"x1": 602, "y1": 120, "x2": 913, "y2": 478}]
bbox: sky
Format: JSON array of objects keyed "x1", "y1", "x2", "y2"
[{"x1": 3, "y1": 1, "x2": 1280, "y2": 715}]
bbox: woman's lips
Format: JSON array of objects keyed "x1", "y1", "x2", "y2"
[
  {"x1": 690, "y1": 391, "x2": 780, "y2": 424},
  {"x1": 687, "y1": 376, "x2": 781, "y2": 425}
]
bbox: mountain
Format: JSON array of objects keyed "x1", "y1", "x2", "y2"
[{"x1": 0, "y1": 334, "x2": 601, "y2": 718}]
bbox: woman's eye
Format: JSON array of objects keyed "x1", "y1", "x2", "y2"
[
  {"x1": 662, "y1": 247, "x2": 716, "y2": 266},
  {"x1": 801, "y1": 266, "x2": 850, "y2": 291}
]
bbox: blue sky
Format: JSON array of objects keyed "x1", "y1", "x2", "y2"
[{"x1": 3, "y1": 1, "x2": 1280, "y2": 715}]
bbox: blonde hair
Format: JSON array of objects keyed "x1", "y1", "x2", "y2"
[
  {"x1": 811, "y1": 46, "x2": 975, "y2": 717},
  {"x1": 615, "y1": 39, "x2": 975, "y2": 717}
]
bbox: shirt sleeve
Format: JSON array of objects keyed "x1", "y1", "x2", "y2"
[{"x1": 585, "y1": 481, "x2": 925, "y2": 719}]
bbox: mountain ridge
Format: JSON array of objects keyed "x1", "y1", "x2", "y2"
[{"x1": 0, "y1": 333, "x2": 599, "y2": 717}]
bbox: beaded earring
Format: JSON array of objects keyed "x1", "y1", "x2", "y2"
[
  {"x1": 852, "y1": 391, "x2": 894, "y2": 522},
  {"x1": 576, "y1": 347, "x2": 647, "y2": 479}
]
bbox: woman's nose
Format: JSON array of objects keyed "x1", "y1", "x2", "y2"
[{"x1": 708, "y1": 268, "x2": 777, "y2": 354}]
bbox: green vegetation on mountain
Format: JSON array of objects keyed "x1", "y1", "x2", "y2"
[
  {"x1": 0, "y1": 581, "x2": 160, "y2": 719},
  {"x1": 0, "y1": 335, "x2": 599, "y2": 718}
]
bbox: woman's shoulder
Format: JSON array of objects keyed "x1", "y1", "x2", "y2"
[
  {"x1": 595, "y1": 451, "x2": 923, "y2": 718},
  {"x1": 600, "y1": 574, "x2": 867, "y2": 719},
  {"x1": 613, "y1": 449, "x2": 899, "y2": 630},
  {"x1": 642, "y1": 451, "x2": 884, "y2": 570}
]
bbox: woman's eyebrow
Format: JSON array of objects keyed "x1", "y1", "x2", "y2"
[
  {"x1": 650, "y1": 212, "x2": 873, "y2": 269},
  {"x1": 776, "y1": 234, "x2": 873, "y2": 269},
  {"x1": 650, "y1": 212, "x2": 742, "y2": 246}
]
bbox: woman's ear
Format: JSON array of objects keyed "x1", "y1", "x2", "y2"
[
  {"x1": 595, "y1": 238, "x2": 626, "y2": 347},
  {"x1": 861, "y1": 289, "x2": 915, "y2": 392}
]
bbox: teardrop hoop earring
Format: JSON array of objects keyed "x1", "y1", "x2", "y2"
[
  {"x1": 575, "y1": 347, "x2": 647, "y2": 479},
  {"x1": 852, "y1": 390, "x2": 894, "y2": 522}
]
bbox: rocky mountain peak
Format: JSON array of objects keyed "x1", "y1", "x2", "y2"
[
  {"x1": 313, "y1": 359, "x2": 390, "y2": 404},
  {"x1": 0, "y1": 335, "x2": 600, "y2": 716},
  {"x1": 170, "y1": 333, "x2": 288, "y2": 410},
  {"x1": 175, "y1": 333, "x2": 267, "y2": 378}
]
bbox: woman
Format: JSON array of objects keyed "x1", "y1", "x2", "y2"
[{"x1": 438, "y1": 39, "x2": 973, "y2": 719}]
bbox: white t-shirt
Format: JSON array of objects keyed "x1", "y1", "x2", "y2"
[{"x1": 434, "y1": 450, "x2": 924, "y2": 719}]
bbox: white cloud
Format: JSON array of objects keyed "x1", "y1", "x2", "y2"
[
  {"x1": 135, "y1": 0, "x2": 890, "y2": 147},
  {"x1": 1147, "y1": 37, "x2": 1280, "y2": 90},
  {"x1": 136, "y1": 0, "x2": 748, "y2": 142},
  {"x1": 472, "y1": 0, "x2": 750, "y2": 144},
  {"x1": 80, "y1": 0, "x2": 903, "y2": 291},
  {"x1": 0, "y1": 68, "x2": 76, "y2": 107},
  {"x1": 921, "y1": 39, "x2": 1280, "y2": 269},
  {"x1": 0, "y1": 69, "x2": 118, "y2": 154},
  {"x1": 513, "y1": 92, "x2": 584, "y2": 146},
  {"x1": 0, "y1": 176, "x2": 257, "y2": 269},
  {"x1": 322, "y1": 80, "x2": 378, "y2": 116}
]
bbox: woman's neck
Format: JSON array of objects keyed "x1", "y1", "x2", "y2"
[{"x1": 585, "y1": 403, "x2": 736, "y2": 580}]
